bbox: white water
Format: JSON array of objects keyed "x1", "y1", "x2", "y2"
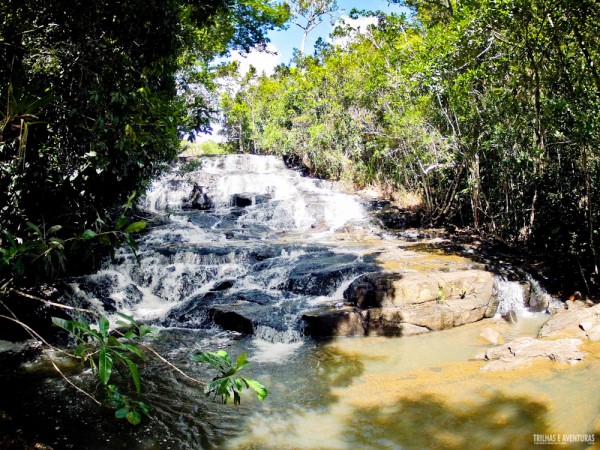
[
  {"x1": 495, "y1": 277, "x2": 534, "y2": 318},
  {"x1": 67, "y1": 155, "x2": 373, "y2": 345}
]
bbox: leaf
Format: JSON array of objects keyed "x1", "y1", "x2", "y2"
[
  {"x1": 138, "y1": 402, "x2": 150, "y2": 415},
  {"x1": 126, "y1": 410, "x2": 141, "y2": 425},
  {"x1": 26, "y1": 222, "x2": 41, "y2": 235},
  {"x1": 138, "y1": 325, "x2": 153, "y2": 336},
  {"x1": 121, "y1": 355, "x2": 141, "y2": 393},
  {"x1": 124, "y1": 344, "x2": 145, "y2": 360},
  {"x1": 47, "y1": 225, "x2": 62, "y2": 235},
  {"x1": 124, "y1": 221, "x2": 147, "y2": 234},
  {"x1": 115, "y1": 216, "x2": 128, "y2": 231},
  {"x1": 81, "y1": 229, "x2": 97, "y2": 240},
  {"x1": 98, "y1": 316, "x2": 110, "y2": 338},
  {"x1": 116, "y1": 312, "x2": 136, "y2": 325},
  {"x1": 236, "y1": 353, "x2": 249, "y2": 370},
  {"x1": 115, "y1": 408, "x2": 128, "y2": 419},
  {"x1": 98, "y1": 347, "x2": 113, "y2": 385},
  {"x1": 194, "y1": 351, "x2": 232, "y2": 372},
  {"x1": 242, "y1": 377, "x2": 268, "y2": 401}
]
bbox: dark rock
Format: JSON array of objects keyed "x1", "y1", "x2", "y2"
[
  {"x1": 231, "y1": 193, "x2": 271, "y2": 207},
  {"x1": 502, "y1": 310, "x2": 518, "y2": 324},
  {"x1": 284, "y1": 252, "x2": 378, "y2": 296},
  {"x1": 302, "y1": 307, "x2": 366, "y2": 337},
  {"x1": 211, "y1": 280, "x2": 234, "y2": 291},
  {"x1": 186, "y1": 184, "x2": 214, "y2": 210}
]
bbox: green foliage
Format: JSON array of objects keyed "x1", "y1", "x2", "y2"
[
  {"x1": 51, "y1": 313, "x2": 152, "y2": 424},
  {"x1": 194, "y1": 350, "x2": 268, "y2": 405},
  {"x1": 220, "y1": 2, "x2": 600, "y2": 291},
  {"x1": 0, "y1": 0, "x2": 287, "y2": 283}
]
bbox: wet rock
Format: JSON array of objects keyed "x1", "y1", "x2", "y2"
[
  {"x1": 284, "y1": 252, "x2": 378, "y2": 296},
  {"x1": 502, "y1": 310, "x2": 518, "y2": 324},
  {"x1": 479, "y1": 327, "x2": 504, "y2": 345},
  {"x1": 231, "y1": 193, "x2": 271, "y2": 207},
  {"x1": 231, "y1": 193, "x2": 253, "y2": 207},
  {"x1": 528, "y1": 290, "x2": 550, "y2": 312},
  {"x1": 211, "y1": 280, "x2": 234, "y2": 291},
  {"x1": 302, "y1": 307, "x2": 365, "y2": 337},
  {"x1": 365, "y1": 309, "x2": 430, "y2": 336},
  {"x1": 185, "y1": 184, "x2": 214, "y2": 210},
  {"x1": 476, "y1": 337, "x2": 586, "y2": 371},
  {"x1": 539, "y1": 303, "x2": 600, "y2": 341}
]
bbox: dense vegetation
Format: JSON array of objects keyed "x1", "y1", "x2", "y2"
[
  {"x1": 0, "y1": 0, "x2": 287, "y2": 282},
  {"x1": 220, "y1": 0, "x2": 600, "y2": 294}
]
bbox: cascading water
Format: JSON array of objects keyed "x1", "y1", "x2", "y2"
[
  {"x1": 494, "y1": 277, "x2": 532, "y2": 318},
  {"x1": 66, "y1": 154, "x2": 377, "y2": 351},
  {"x1": 4, "y1": 154, "x2": 599, "y2": 449}
]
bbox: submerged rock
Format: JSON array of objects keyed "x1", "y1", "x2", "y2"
[{"x1": 479, "y1": 327, "x2": 504, "y2": 345}]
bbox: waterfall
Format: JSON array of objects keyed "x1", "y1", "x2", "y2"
[
  {"x1": 494, "y1": 277, "x2": 532, "y2": 318},
  {"x1": 64, "y1": 154, "x2": 376, "y2": 349}
]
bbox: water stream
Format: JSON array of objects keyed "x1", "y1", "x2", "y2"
[{"x1": 1, "y1": 155, "x2": 598, "y2": 449}]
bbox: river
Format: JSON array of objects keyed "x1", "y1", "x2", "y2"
[{"x1": 0, "y1": 154, "x2": 598, "y2": 449}]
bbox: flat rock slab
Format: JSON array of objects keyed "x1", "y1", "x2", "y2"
[
  {"x1": 539, "y1": 304, "x2": 600, "y2": 342},
  {"x1": 344, "y1": 270, "x2": 495, "y2": 308},
  {"x1": 476, "y1": 337, "x2": 586, "y2": 371}
]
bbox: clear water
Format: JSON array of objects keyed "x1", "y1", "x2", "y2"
[{"x1": 1, "y1": 155, "x2": 598, "y2": 449}]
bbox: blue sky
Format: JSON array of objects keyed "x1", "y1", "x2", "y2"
[{"x1": 269, "y1": 1, "x2": 409, "y2": 63}]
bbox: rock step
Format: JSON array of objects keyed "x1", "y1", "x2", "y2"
[{"x1": 303, "y1": 270, "x2": 499, "y2": 337}]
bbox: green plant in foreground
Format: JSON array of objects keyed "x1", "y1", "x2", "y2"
[
  {"x1": 194, "y1": 350, "x2": 268, "y2": 405},
  {"x1": 52, "y1": 313, "x2": 152, "y2": 424}
]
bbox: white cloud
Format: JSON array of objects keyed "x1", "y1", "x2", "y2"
[{"x1": 228, "y1": 43, "x2": 281, "y2": 77}]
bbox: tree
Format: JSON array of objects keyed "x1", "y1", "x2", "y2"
[
  {"x1": 0, "y1": 0, "x2": 288, "y2": 281},
  {"x1": 287, "y1": 0, "x2": 339, "y2": 54}
]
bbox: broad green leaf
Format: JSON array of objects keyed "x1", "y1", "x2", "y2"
[
  {"x1": 116, "y1": 312, "x2": 136, "y2": 325},
  {"x1": 126, "y1": 410, "x2": 141, "y2": 425},
  {"x1": 26, "y1": 222, "x2": 41, "y2": 235},
  {"x1": 98, "y1": 316, "x2": 110, "y2": 338},
  {"x1": 138, "y1": 325, "x2": 153, "y2": 336},
  {"x1": 138, "y1": 402, "x2": 150, "y2": 415},
  {"x1": 81, "y1": 229, "x2": 97, "y2": 240},
  {"x1": 124, "y1": 221, "x2": 146, "y2": 234},
  {"x1": 115, "y1": 408, "x2": 128, "y2": 419},
  {"x1": 124, "y1": 344, "x2": 144, "y2": 360},
  {"x1": 242, "y1": 377, "x2": 268, "y2": 401},
  {"x1": 115, "y1": 216, "x2": 128, "y2": 231},
  {"x1": 121, "y1": 355, "x2": 141, "y2": 393},
  {"x1": 236, "y1": 353, "x2": 249, "y2": 370},
  {"x1": 98, "y1": 347, "x2": 113, "y2": 385}
]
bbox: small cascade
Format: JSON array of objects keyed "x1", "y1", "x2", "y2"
[
  {"x1": 494, "y1": 277, "x2": 532, "y2": 318},
  {"x1": 64, "y1": 154, "x2": 377, "y2": 346}
]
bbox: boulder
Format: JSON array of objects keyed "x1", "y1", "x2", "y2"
[
  {"x1": 476, "y1": 337, "x2": 586, "y2": 371},
  {"x1": 285, "y1": 252, "x2": 378, "y2": 296},
  {"x1": 186, "y1": 184, "x2": 214, "y2": 210},
  {"x1": 231, "y1": 193, "x2": 253, "y2": 207},
  {"x1": 302, "y1": 307, "x2": 365, "y2": 337},
  {"x1": 344, "y1": 270, "x2": 496, "y2": 309},
  {"x1": 539, "y1": 303, "x2": 600, "y2": 342}
]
